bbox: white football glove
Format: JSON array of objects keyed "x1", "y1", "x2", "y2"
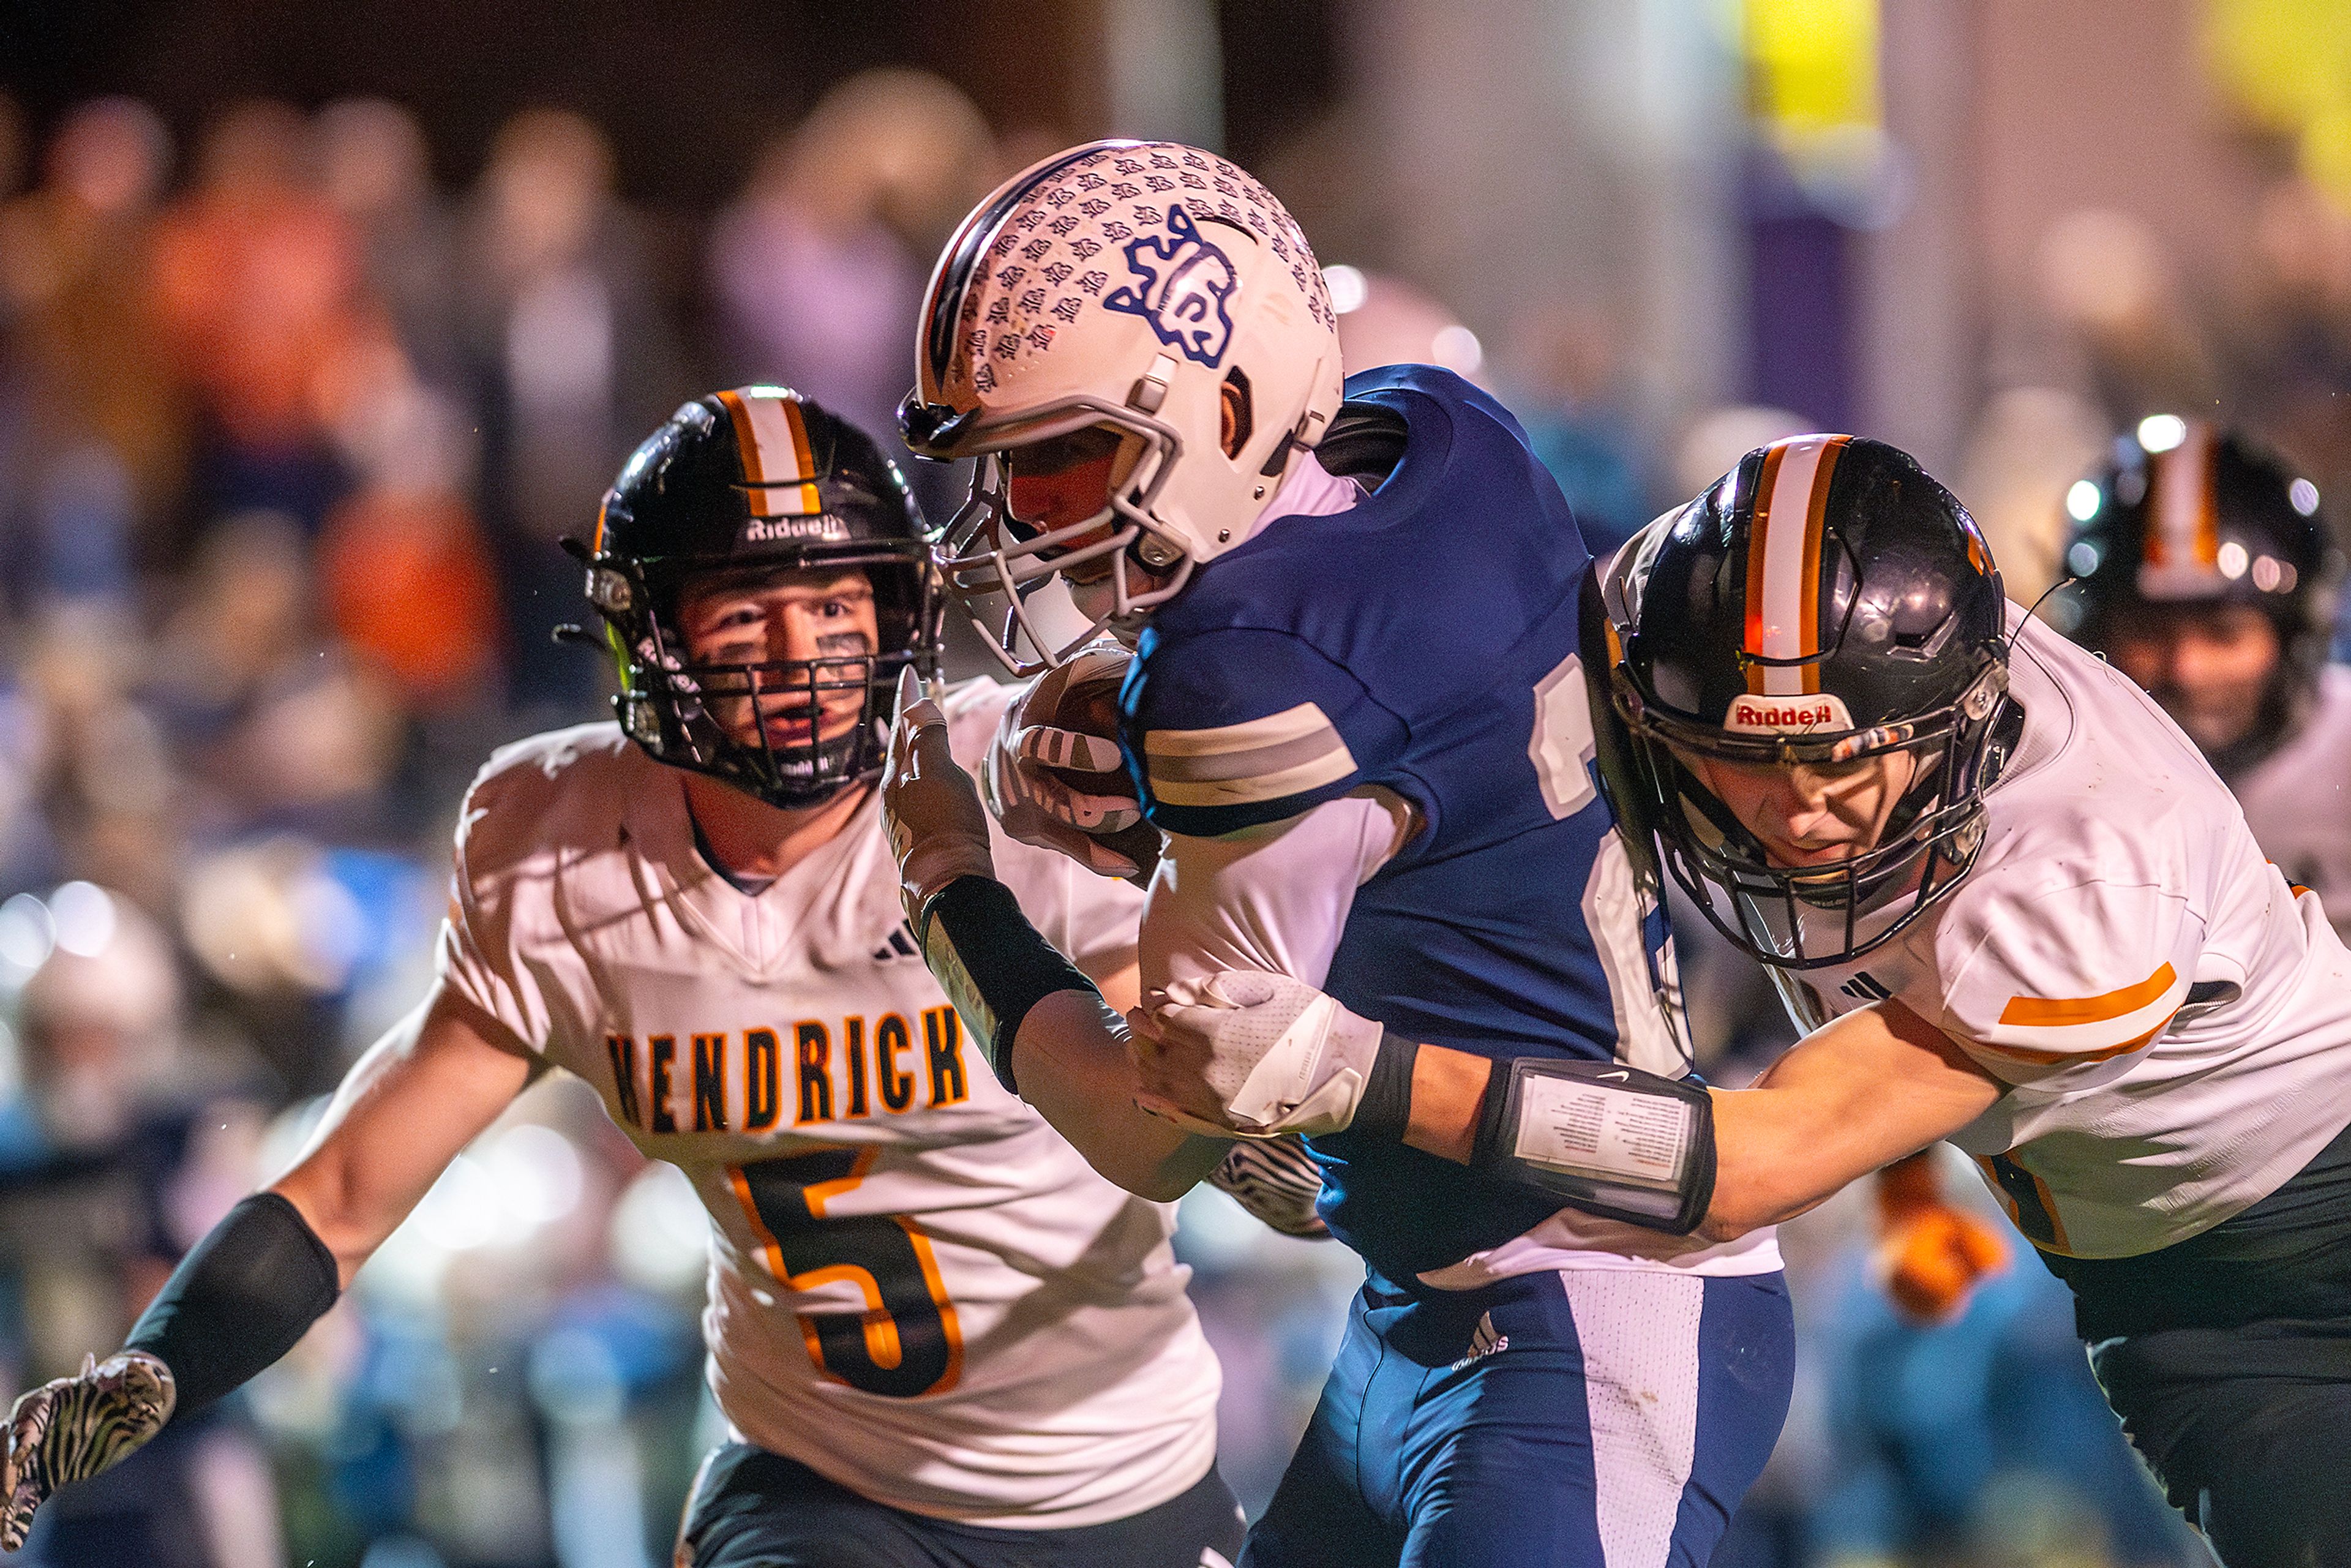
[
  {"x1": 881, "y1": 668, "x2": 996, "y2": 930},
  {"x1": 1130, "y1": 971, "x2": 1384, "y2": 1139},
  {"x1": 983, "y1": 645, "x2": 1159, "y2": 880},
  {"x1": 2, "y1": 1350, "x2": 176, "y2": 1549}
]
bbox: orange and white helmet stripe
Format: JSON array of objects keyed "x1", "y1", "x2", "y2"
[
  {"x1": 715, "y1": 388, "x2": 823, "y2": 517},
  {"x1": 1742, "y1": 434, "x2": 1852, "y2": 697},
  {"x1": 2142, "y1": 421, "x2": 2220, "y2": 571}
]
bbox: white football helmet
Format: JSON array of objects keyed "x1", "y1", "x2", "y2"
[{"x1": 899, "y1": 140, "x2": 1344, "y2": 674}]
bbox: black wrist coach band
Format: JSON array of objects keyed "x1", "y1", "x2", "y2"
[
  {"x1": 1466, "y1": 1057, "x2": 1718, "y2": 1235},
  {"x1": 917, "y1": 876, "x2": 1100, "y2": 1095},
  {"x1": 1471, "y1": 1052, "x2": 1518, "y2": 1169},
  {"x1": 126, "y1": 1191, "x2": 342, "y2": 1420},
  {"x1": 1348, "y1": 1032, "x2": 1420, "y2": 1145}
]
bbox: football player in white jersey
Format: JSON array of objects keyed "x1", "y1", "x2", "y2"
[
  {"x1": 0, "y1": 388, "x2": 1274, "y2": 1567},
  {"x1": 1134, "y1": 436, "x2": 2351, "y2": 1568},
  {"x1": 2057, "y1": 418, "x2": 2351, "y2": 942}
]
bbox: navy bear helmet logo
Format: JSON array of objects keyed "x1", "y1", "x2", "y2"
[{"x1": 1102, "y1": 204, "x2": 1240, "y2": 367}]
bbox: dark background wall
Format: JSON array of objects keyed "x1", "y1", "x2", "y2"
[{"x1": 0, "y1": 0, "x2": 1101, "y2": 207}]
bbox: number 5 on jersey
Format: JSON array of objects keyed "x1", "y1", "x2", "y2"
[{"x1": 728, "y1": 1149, "x2": 965, "y2": 1397}]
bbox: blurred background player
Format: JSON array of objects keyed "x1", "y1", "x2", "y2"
[
  {"x1": 0, "y1": 887, "x2": 280, "y2": 1568},
  {"x1": 888, "y1": 139, "x2": 1793, "y2": 1568},
  {"x1": 0, "y1": 389, "x2": 1265, "y2": 1568},
  {"x1": 2057, "y1": 418, "x2": 2351, "y2": 939}
]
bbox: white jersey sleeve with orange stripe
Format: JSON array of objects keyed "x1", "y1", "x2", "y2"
[
  {"x1": 433, "y1": 680, "x2": 1220, "y2": 1529},
  {"x1": 1925, "y1": 845, "x2": 2202, "y2": 1082},
  {"x1": 1796, "y1": 612, "x2": 2351, "y2": 1259}
]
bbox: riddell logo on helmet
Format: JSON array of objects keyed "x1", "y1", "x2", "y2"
[
  {"x1": 1723, "y1": 693, "x2": 1854, "y2": 733},
  {"x1": 740, "y1": 515, "x2": 849, "y2": 546}
]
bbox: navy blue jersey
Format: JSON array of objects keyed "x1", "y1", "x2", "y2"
[{"x1": 1119, "y1": 365, "x2": 1673, "y2": 1280}]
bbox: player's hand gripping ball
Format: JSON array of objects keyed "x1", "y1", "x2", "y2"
[
  {"x1": 1872, "y1": 1154, "x2": 2011, "y2": 1324},
  {"x1": 1131, "y1": 970, "x2": 1385, "y2": 1139},
  {"x1": 882, "y1": 669, "x2": 997, "y2": 932},
  {"x1": 2, "y1": 1350, "x2": 175, "y2": 1550},
  {"x1": 984, "y1": 645, "x2": 1161, "y2": 883}
]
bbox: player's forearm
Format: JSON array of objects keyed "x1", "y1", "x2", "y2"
[
  {"x1": 271, "y1": 989, "x2": 536, "y2": 1283},
  {"x1": 1698, "y1": 1002, "x2": 2000, "y2": 1240},
  {"x1": 1014, "y1": 990, "x2": 1229, "y2": 1201},
  {"x1": 913, "y1": 876, "x2": 1224, "y2": 1198},
  {"x1": 1398, "y1": 1002, "x2": 1999, "y2": 1242},
  {"x1": 1700, "y1": 1082, "x2": 1898, "y2": 1239}
]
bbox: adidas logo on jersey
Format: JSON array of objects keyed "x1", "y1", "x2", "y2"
[
  {"x1": 871, "y1": 924, "x2": 920, "y2": 964},
  {"x1": 1839, "y1": 972, "x2": 1892, "y2": 1002}
]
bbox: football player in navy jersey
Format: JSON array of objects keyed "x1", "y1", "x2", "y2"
[{"x1": 883, "y1": 140, "x2": 1793, "y2": 1568}]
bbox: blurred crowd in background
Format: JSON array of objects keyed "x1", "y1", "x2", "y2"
[{"x1": 0, "y1": 10, "x2": 2348, "y2": 1564}]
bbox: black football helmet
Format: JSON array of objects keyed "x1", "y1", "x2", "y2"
[
  {"x1": 572, "y1": 388, "x2": 940, "y2": 808},
  {"x1": 2056, "y1": 419, "x2": 2342, "y2": 771},
  {"x1": 1603, "y1": 435, "x2": 2019, "y2": 968}
]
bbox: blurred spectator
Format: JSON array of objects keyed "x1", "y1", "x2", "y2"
[
  {"x1": 1504, "y1": 302, "x2": 1652, "y2": 555},
  {"x1": 147, "y1": 512, "x2": 403, "y2": 842},
  {"x1": 1951, "y1": 386, "x2": 2109, "y2": 604},
  {"x1": 316, "y1": 336, "x2": 504, "y2": 722},
  {"x1": 315, "y1": 99, "x2": 465, "y2": 396},
  {"x1": 0, "y1": 882, "x2": 282, "y2": 1567},
  {"x1": 708, "y1": 70, "x2": 991, "y2": 441},
  {"x1": 1808, "y1": 1226, "x2": 2199, "y2": 1568},
  {"x1": 1670, "y1": 403, "x2": 1810, "y2": 502},
  {"x1": 148, "y1": 100, "x2": 364, "y2": 534},
  {"x1": 0, "y1": 99, "x2": 187, "y2": 598},
  {"x1": 0, "y1": 602, "x2": 180, "y2": 906},
  {"x1": 462, "y1": 108, "x2": 688, "y2": 717},
  {"x1": 2232, "y1": 176, "x2": 2351, "y2": 546},
  {"x1": 1325, "y1": 263, "x2": 1488, "y2": 386},
  {"x1": 2033, "y1": 209, "x2": 2219, "y2": 430}
]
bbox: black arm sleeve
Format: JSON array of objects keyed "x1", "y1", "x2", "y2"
[
  {"x1": 917, "y1": 876, "x2": 1101, "y2": 1095},
  {"x1": 124, "y1": 1191, "x2": 341, "y2": 1420}
]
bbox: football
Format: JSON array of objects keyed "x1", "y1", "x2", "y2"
[
  {"x1": 1017, "y1": 658, "x2": 1160, "y2": 881},
  {"x1": 1032, "y1": 673, "x2": 1125, "y2": 793}
]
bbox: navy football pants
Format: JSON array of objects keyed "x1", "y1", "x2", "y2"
[{"x1": 1245, "y1": 1267, "x2": 1794, "y2": 1568}]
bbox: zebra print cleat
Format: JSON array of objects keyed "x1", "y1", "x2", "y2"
[{"x1": 1, "y1": 1349, "x2": 175, "y2": 1550}]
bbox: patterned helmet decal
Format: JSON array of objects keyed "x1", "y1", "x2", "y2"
[{"x1": 923, "y1": 142, "x2": 1333, "y2": 406}]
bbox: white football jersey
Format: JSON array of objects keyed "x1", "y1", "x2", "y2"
[
  {"x1": 435, "y1": 681, "x2": 1220, "y2": 1528},
  {"x1": 2232, "y1": 662, "x2": 2351, "y2": 947},
  {"x1": 1791, "y1": 612, "x2": 2351, "y2": 1259}
]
